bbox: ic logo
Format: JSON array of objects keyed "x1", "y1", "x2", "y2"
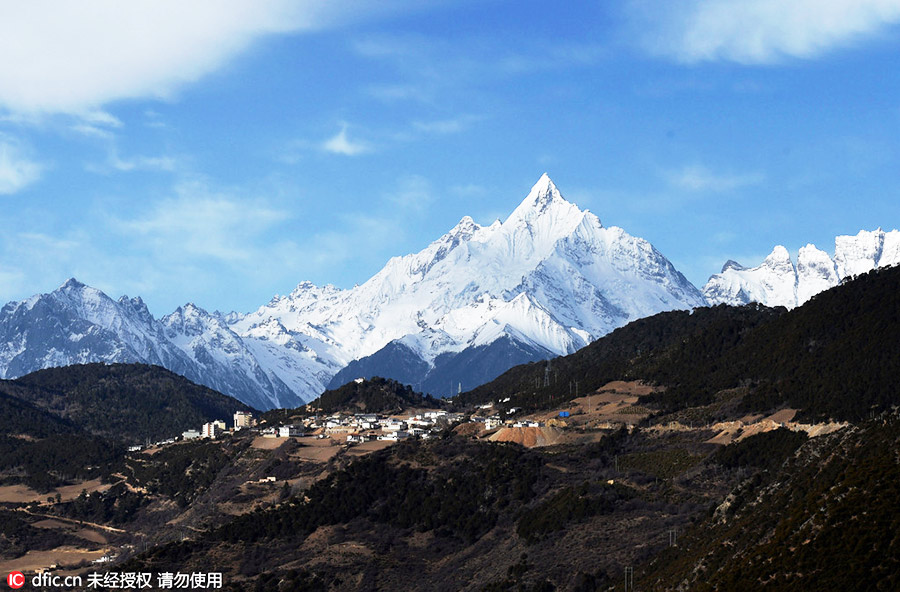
[{"x1": 7, "y1": 571, "x2": 25, "y2": 589}]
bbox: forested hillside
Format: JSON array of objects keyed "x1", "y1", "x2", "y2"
[
  {"x1": 2, "y1": 363, "x2": 255, "y2": 442},
  {"x1": 463, "y1": 265, "x2": 900, "y2": 421},
  {"x1": 643, "y1": 417, "x2": 900, "y2": 591},
  {"x1": 308, "y1": 376, "x2": 443, "y2": 414}
]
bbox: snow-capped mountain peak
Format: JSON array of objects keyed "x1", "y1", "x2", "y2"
[
  {"x1": 796, "y1": 244, "x2": 839, "y2": 305},
  {"x1": 721, "y1": 260, "x2": 745, "y2": 273},
  {"x1": 450, "y1": 215, "x2": 480, "y2": 236},
  {"x1": 237, "y1": 174, "x2": 704, "y2": 400},
  {"x1": 1, "y1": 174, "x2": 709, "y2": 408},
  {"x1": 117, "y1": 295, "x2": 154, "y2": 325},
  {"x1": 506, "y1": 174, "x2": 586, "y2": 235},
  {"x1": 834, "y1": 228, "x2": 900, "y2": 278},
  {"x1": 705, "y1": 228, "x2": 900, "y2": 309},
  {"x1": 516, "y1": 173, "x2": 564, "y2": 211},
  {"x1": 60, "y1": 277, "x2": 85, "y2": 290},
  {"x1": 764, "y1": 245, "x2": 792, "y2": 266}
]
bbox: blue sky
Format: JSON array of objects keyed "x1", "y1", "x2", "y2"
[{"x1": 1, "y1": 0, "x2": 899, "y2": 316}]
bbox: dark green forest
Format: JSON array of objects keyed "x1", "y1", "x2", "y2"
[
  {"x1": 1, "y1": 363, "x2": 254, "y2": 443},
  {"x1": 126, "y1": 439, "x2": 244, "y2": 507},
  {"x1": 216, "y1": 437, "x2": 542, "y2": 545},
  {"x1": 279, "y1": 376, "x2": 442, "y2": 418},
  {"x1": 644, "y1": 417, "x2": 900, "y2": 591},
  {"x1": 463, "y1": 266, "x2": 900, "y2": 422},
  {"x1": 0, "y1": 433, "x2": 123, "y2": 491}
]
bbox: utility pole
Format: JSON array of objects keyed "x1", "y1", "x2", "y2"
[
  {"x1": 669, "y1": 528, "x2": 678, "y2": 547},
  {"x1": 624, "y1": 567, "x2": 634, "y2": 591}
]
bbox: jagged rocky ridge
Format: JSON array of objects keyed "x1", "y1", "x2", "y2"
[
  {"x1": 1, "y1": 175, "x2": 895, "y2": 408},
  {"x1": 703, "y1": 228, "x2": 900, "y2": 308},
  {"x1": 231, "y1": 173, "x2": 705, "y2": 399},
  {"x1": 0, "y1": 281, "x2": 295, "y2": 410},
  {"x1": 0, "y1": 175, "x2": 705, "y2": 408}
]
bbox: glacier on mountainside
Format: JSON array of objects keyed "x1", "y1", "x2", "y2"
[
  {"x1": 233, "y1": 174, "x2": 706, "y2": 399},
  {"x1": 0, "y1": 174, "x2": 737, "y2": 407},
  {"x1": 703, "y1": 228, "x2": 900, "y2": 309}
]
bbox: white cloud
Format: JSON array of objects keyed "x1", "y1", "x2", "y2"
[
  {"x1": 70, "y1": 110, "x2": 124, "y2": 139},
  {"x1": 388, "y1": 174, "x2": 434, "y2": 213},
  {"x1": 111, "y1": 180, "x2": 287, "y2": 264},
  {"x1": 0, "y1": 230, "x2": 94, "y2": 304},
  {"x1": 0, "y1": 266, "x2": 27, "y2": 302},
  {"x1": 356, "y1": 33, "x2": 608, "y2": 107},
  {"x1": 367, "y1": 84, "x2": 433, "y2": 103},
  {"x1": 0, "y1": 1, "x2": 426, "y2": 115},
  {"x1": 497, "y1": 43, "x2": 608, "y2": 74},
  {"x1": 322, "y1": 124, "x2": 371, "y2": 156},
  {"x1": 306, "y1": 214, "x2": 404, "y2": 270},
  {"x1": 413, "y1": 115, "x2": 481, "y2": 134},
  {"x1": 107, "y1": 152, "x2": 177, "y2": 173},
  {"x1": 0, "y1": 136, "x2": 42, "y2": 194},
  {"x1": 71, "y1": 124, "x2": 115, "y2": 140},
  {"x1": 0, "y1": 178, "x2": 315, "y2": 313},
  {"x1": 81, "y1": 110, "x2": 123, "y2": 128},
  {"x1": 712, "y1": 231, "x2": 738, "y2": 244},
  {"x1": 632, "y1": 0, "x2": 900, "y2": 64},
  {"x1": 666, "y1": 164, "x2": 763, "y2": 192},
  {"x1": 451, "y1": 183, "x2": 488, "y2": 197}
]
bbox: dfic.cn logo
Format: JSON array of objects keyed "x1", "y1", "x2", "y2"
[{"x1": 7, "y1": 571, "x2": 25, "y2": 589}]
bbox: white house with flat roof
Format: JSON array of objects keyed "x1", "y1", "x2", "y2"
[{"x1": 279, "y1": 425, "x2": 305, "y2": 437}]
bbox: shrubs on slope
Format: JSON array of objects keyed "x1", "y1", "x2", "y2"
[{"x1": 218, "y1": 438, "x2": 542, "y2": 545}]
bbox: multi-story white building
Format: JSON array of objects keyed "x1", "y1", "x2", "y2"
[
  {"x1": 202, "y1": 420, "x2": 227, "y2": 438},
  {"x1": 234, "y1": 411, "x2": 255, "y2": 429}
]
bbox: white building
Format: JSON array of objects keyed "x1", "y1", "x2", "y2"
[
  {"x1": 279, "y1": 425, "x2": 305, "y2": 437},
  {"x1": 202, "y1": 421, "x2": 226, "y2": 439},
  {"x1": 182, "y1": 429, "x2": 201, "y2": 440},
  {"x1": 382, "y1": 420, "x2": 407, "y2": 432},
  {"x1": 234, "y1": 411, "x2": 255, "y2": 429},
  {"x1": 378, "y1": 431, "x2": 409, "y2": 441},
  {"x1": 484, "y1": 417, "x2": 502, "y2": 430},
  {"x1": 407, "y1": 417, "x2": 434, "y2": 429}
]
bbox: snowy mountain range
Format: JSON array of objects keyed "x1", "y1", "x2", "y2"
[
  {"x1": 0, "y1": 281, "x2": 300, "y2": 411},
  {"x1": 702, "y1": 228, "x2": 900, "y2": 308},
  {"x1": 0, "y1": 175, "x2": 705, "y2": 408},
  {"x1": 248, "y1": 173, "x2": 705, "y2": 396},
  {"x1": 1, "y1": 175, "x2": 896, "y2": 409}
]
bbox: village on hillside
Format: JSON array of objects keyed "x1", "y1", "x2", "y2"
[{"x1": 126, "y1": 381, "x2": 839, "y2": 457}]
